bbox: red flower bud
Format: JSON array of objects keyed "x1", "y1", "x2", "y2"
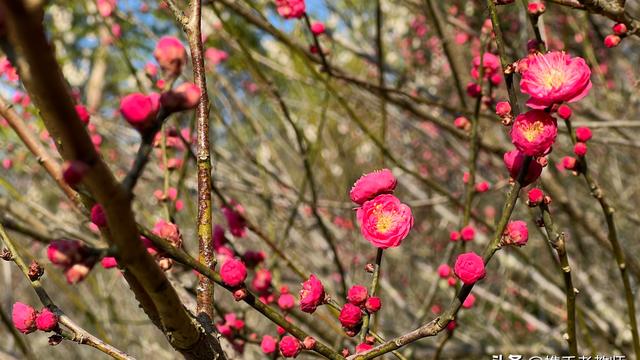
[
  {"x1": 47, "y1": 239, "x2": 86, "y2": 267},
  {"x1": 557, "y1": 104, "x2": 572, "y2": 120},
  {"x1": 562, "y1": 156, "x2": 577, "y2": 170},
  {"x1": 365, "y1": 296, "x2": 382, "y2": 313},
  {"x1": 12, "y1": 302, "x2": 36, "y2": 334},
  {"x1": 437, "y1": 264, "x2": 451, "y2": 278},
  {"x1": 299, "y1": 274, "x2": 325, "y2": 313},
  {"x1": 454, "y1": 252, "x2": 486, "y2": 285},
  {"x1": 462, "y1": 293, "x2": 476, "y2": 309},
  {"x1": 35, "y1": 308, "x2": 58, "y2": 332},
  {"x1": 62, "y1": 160, "x2": 89, "y2": 186},
  {"x1": 119, "y1": 93, "x2": 160, "y2": 131},
  {"x1": 279, "y1": 335, "x2": 301, "y2": 358},
  {"x1": 65, "y1": 263, "x2": 93, "y2": 284},
  {"x1": 75, "y1": 105, "x2": 90, "y2": 125},
  {"x1": 574, "y1": 142, "x2": 587, "y2": 157},
  {"x1": 604, "y1": 34, "x2": 621, "y2": 48},
  {"x1": 460, "y1": 225, "x2": 475, "y2": 241},
  {"x1": 311, "y1": 22, "x2": 325, "y2": 35},
  {"x1": 339, "y1": 303, "x2": 363, "y2": 331},
  {"x1": 347, "y1": 285, "x2": 368, "y2": 306},
  {"x1": 356, "y1": 342, "x2": 373, "y2": 353},
  {"x1": 575, "y1": 127, "x2": 592, "y2": 142},
  {"x1": 613, "y1": 23, "x2": 627, "y2": 35},
  {"x1": 220, "y1": 258, "x2": 247, "y2": 288},
  {"x1": 90, "y1": 204, "x2": 107, "y2": 228},
  {"x1": 261, "y1": 335, "x2": 277, "y2": 354},
  {"x1": 101, "y1": 257, "x2": 118, "y2": 269},
  {"x1": 527, "y1": 2, "x2": 545, "y2": 15},
  {"x1": 160, "y1": 82, "x2": 201, "y2": 112},
  {"x1": 495, "y1": 101, "x2": 511, "y2": 117},
  {"x1": 154, "y1": 36, "x2": 187, "y2": 76},
  {"x1": 527, "y1": 188, "x2": 544, "y2": 206}
]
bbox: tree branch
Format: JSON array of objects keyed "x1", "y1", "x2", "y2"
[{"x1": 0, "y1": 1, "x2": 222, "y2": 357}]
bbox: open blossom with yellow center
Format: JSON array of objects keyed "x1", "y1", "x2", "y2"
[
  {"x1": 356, "y1": 194, "x2": 413, "y2": 249},
  {"x1": 519, "y1": 51, "x2": 592, "y2": 109},
  {"x1": 510, "y1": 110, "x2": 558, "y2": 157}
]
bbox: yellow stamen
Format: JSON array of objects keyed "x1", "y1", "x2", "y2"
[
  {"x1": 373, "y1": 204, "x2": 396, "y2": 234},
  {"x1": 521, "y1": 121, "x2": 544, "y2": 142},
  {"x1": 541, "y1": 69, "x2": 565, "y2": 90},
  {"x1": 376, "y1": 214, "x2": 394, "y2": 233}
]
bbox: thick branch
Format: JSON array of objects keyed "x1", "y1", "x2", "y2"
[{"x1": 0, "y1": 1, "x2": 221, "y2": 357}]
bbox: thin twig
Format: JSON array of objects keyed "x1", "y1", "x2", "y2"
[
  {"x1": 563, "y1": 119, "x2": 640, "y2": 358},
  {"x1": 539, "y1": 202, "x2": 578, "y2": 356},
  {"x1": 0, "y1": 224, "x2": 134, "y2": 360},
  {"x1": 360, "y1": 248, "x2": 383, "y2": 342},
  {"x1": 138, "y1": 228, "x2": 346, "y2": 360}
]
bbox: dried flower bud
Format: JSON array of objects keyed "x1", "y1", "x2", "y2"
[
  {"x1": 48, "y1": 334, "x2": 63, "y2": 346},
  {"x1": 28, "y1": 260, "x2": 44, "y2": 281},
  {"x1": 303, "y1": 336, "x2": 316, "y2": 350},
  {"x1": 158, "y1": 258, "x2": 173, "y2": 271},
  {"x1": 365, "y1": 263, "x2": 375, "y2": 273},
  {"x1": 233, "y1": 288, "x2": 248, "y2": 301},
  {"x1": 0, "y1": 248, "x2": 12, "y2": 261}
]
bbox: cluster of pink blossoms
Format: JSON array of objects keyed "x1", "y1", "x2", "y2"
[
  {"x1": 351, "y1": 169, "x2": 414, "y2": 249},
  {"x1": 12, "y1": 303, "x2": 58, "y2": 334},
  {"x1": 275, "y1": 0, "x2": 306, "y2": 19},
  {"x1": 253, "y1": 274, "x2": 325, "y2": 357},
  {"x1": 47, "y1": 239, "x2": 97, "y2": 284},
  {"x1": 46, "y1": 215, "x2": 185, "y2": 283},
  {"x1": 96, "y1": 0, "x2": 117, "y2": 17},
  {"x1": 215, "y1": 312, "x2": 248, "y2": 353},
  {"x1": 499, "y1": 51, "x2": 592, "y2": 186},
  {"x1": 604, "y1": 23, "x2": 628, "y2": 48},
  {"x1": 120, "y1": 37, "x2": 201, "y2": 133},
  {"x1": 338, "y1": 285, "x2": 382, "y2": 337}
]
